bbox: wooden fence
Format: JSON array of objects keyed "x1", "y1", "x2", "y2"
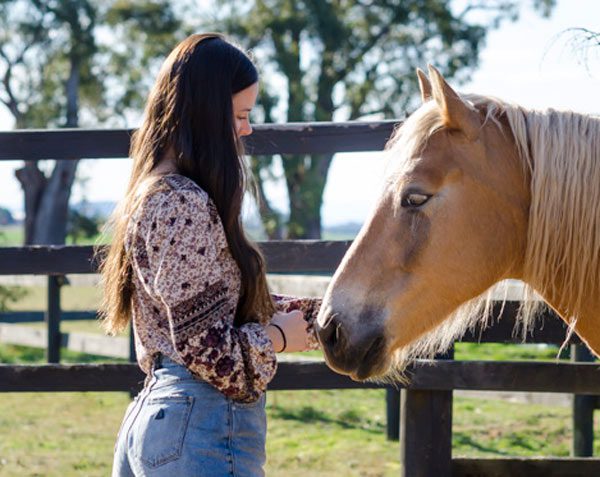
[{"x1": 1, "y1": 123, "x2": 600, "y2": 476}]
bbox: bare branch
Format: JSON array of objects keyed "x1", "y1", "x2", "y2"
[{"x1": 459, "y1": 1, "x2": 512, "y2": 19}]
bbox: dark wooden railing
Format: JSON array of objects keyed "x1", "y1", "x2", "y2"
[{"x1": 1, "y1": 123, "x2": 599, "y2": 477}]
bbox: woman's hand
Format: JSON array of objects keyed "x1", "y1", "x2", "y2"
[{"x1": 267, "y1": 310, "x2": 309, "y2": 352}]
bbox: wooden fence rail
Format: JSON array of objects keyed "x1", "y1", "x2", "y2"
[
  {"x1": 1, "y1": 123, "x2": 598, "y2": 476},
  {"x1": 0, "y1": 121, "x2": 397, "y2": 160}
]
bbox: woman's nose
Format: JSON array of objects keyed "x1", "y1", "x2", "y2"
[{"x1": 238, "y1": 122, "x2": 253, "y2": 137}]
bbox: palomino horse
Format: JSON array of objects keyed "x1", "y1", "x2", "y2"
[{"x1": 316, "y1": 66, "x2": 600, "y2": 381}]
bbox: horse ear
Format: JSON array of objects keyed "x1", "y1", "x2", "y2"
[
  {"x1": 427, "y1": 65, "x2": 480, "y2": 141},
  {"x1": 416, "y1": 68, "x2": 432, "y2": 103}
]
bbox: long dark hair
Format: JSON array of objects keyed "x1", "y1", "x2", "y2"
[{"x1": 99, "y1": 33, "x2": 275, "y2": 333}]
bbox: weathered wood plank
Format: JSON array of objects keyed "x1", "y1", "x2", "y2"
[
  {"x1": 386, "y1": 388, "x2": 401, "y2": 441},
  {"x1": 571, "y1": 344, "x2": 596, "y2": 457},
  {"x1": 244, "y1": 121, "x2": 398, "y2": 155},
  {"x1": 0, "y1": 363, "x2": 146, "y2": 393},
  {"x1": 3, "y1": 360, "x2": 600, "y2": 394},
  {"x1": 0, "y1": 121, "x2": 398, "y2": 160},
  {"x1": 407, "y1": 360, "x2": 600, "y2": 394},
  {"x1": 46, "y1": 276, "x2": 61, "y2": 363},
  {"x1": 0, "y1": 311, "x2": 97, "y2": 323},
  {"x1": 0, "y1": 246, "x2": 98, "y2": 275},
  {"x1": 400, "y1": 389, "x2": 452, "y2": 477},
  {"x1": 0, "y1": 242, "x2": 352, "y2": 275},
  {"x1": 452, "y1": 457, "x2": 600, "y2": 476}
]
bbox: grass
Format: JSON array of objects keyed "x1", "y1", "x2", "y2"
[
  {"x1": 0, "y1": 225, "x2": 23, "y2": 246},
  {"x1": 0, "y1": 344, "x2": 126, "y2": 364},
  {"x1": 0, "y1": 358, "x2": 594, "y2": 476},
  {"x1": 0, "y1": 225, "x2": 108, "y2": 246},
  {"x1": 7, "y1": 286, "x2": 102, "y2": 312},
  {"x1": 0, "y1": 284, "x2": 592, "y2": 475},
  {"x1": 455, "y1": 342, "x2": 567, "y2": 361},
  {"x1": 0, "y1": 343, "x2": 595, "y2": 477}
]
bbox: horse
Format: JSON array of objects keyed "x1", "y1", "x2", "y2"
[{"x1": 315, "y1": 66, "x2": 600, "y2": 381}]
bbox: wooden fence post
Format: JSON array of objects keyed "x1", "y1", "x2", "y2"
[
  {"x1": 386, "y1": 388, "x2": 401, "y2": 441},
  {"x1": 572, "y1": 343, "x2": 595, "y2": 457},
  {"x1": 45, "y1": 275, "x2": 61, "y2": 363},
  {"x1": 387, "y1": 346, "x2": 455, "y2": 442},
  {"x1": 400, "y1": 389, "x2": 453, "y2": 477}
]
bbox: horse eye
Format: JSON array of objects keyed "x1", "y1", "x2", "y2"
[{"x1": 401, "y1": 192, "x2": 431, "y2": 208}]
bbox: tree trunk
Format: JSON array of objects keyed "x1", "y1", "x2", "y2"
[
  {"x1": 16, "y1": 54, "x2": 80, "y2": 245},
  {"x1": 285, "y1": 153, "x2": 333, "y2": 239},
  {"x1": 30, "y1": 159, "x2": 79, "y2": 244},
  {"x1": 14, "y1": 161, "x2": 47, "y2": 244},
  {"x1": 250, "y1": 156, "x2": 283, "y2": 240}
]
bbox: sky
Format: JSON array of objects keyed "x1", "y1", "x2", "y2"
[{"x1": 1, "y1": 0, "x2": 599, "y2": 226}]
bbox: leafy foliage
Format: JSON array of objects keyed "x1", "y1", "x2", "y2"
[
  {"x1": 67, "y1": 207, "x2": 101, "y2": 244},
  {"x1": 0, "y1": 1, "x2": 183, "y2": 245},
  {"x1": 212, "y1": 0, "x2": 556, "y2": 238}
]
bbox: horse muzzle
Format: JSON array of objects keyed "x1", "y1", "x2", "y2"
[{"x1": 316, "y1": 311, "x2": 389, "y2": 381}]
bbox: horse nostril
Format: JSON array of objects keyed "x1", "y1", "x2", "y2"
[
  {"x1": 318, "y1": 316, "x2": 343, "y2": 352},
  {"x1": 331, "y1": 322, "x2": 341, "y2": 348}
]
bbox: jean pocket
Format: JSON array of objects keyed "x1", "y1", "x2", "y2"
[{"x1": 132, "y1": 394, "x2": 194, "y2": 469}]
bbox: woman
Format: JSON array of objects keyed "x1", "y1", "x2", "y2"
[{"x1": 100, "y1": 33, "x2": 320, "y2": 476}]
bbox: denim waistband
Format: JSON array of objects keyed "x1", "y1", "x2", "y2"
[{"x1": 149, "y1": 353, "x2": 197, "y2": 382}]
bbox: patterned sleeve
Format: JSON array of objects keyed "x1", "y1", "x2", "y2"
[
  {"x1": 144, "y1": 188, "x2": 277, "y2": 403},
  {"x1": 272, "y1": 294, "x2": 322, "y2": 350}
]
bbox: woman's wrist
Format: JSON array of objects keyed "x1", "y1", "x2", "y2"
[{"x1": 267, "y1": 323, "x2": 286, "y2": 353}]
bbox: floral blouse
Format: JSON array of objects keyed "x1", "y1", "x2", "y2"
[{"x1": 126, "y1": 174, "x2": 321, "y2": 403}]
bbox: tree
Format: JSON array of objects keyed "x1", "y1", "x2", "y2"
[
  {"x1": 0, "y1": 207, "x2": 15, "y2": 225},
  {"x1": 67, "y1": 207, "x2": 100, "y2": 243},
  {"x1": 0, "y1": 0, "x2": 182, "y2": 245},
  {"x1": 559, "y1": 27, "x2": 600, "y2": 70},
  {"x1": 212, "y1": 0, "x2": 556, "y2": 238}
]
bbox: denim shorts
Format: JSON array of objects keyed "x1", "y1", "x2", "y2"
[{"x1": 112, "y1": 355, "x2": 267, "y2": 477}]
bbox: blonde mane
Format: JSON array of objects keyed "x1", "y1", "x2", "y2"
[{"x1": 381, "y1": 95, "x2": 600, "y2": 379}]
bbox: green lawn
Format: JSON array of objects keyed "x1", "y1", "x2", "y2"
[
  {"x1": 0, "y1": 376, "x2": 590, "y2": 476},
  {"x1": 0, "y1": 225, "x2": 109, "y2": 246},
  {"x1": 0, "y1": 343, "x2": 593, "y2": 476},
  {"x1": 0, "y1": 225, "x2": 23, "y2": 246},
  {"x1": 7, "y1": 285, "x2": 102, "y2": 312},
  {"x1": 0, "y1": 283, "x2": 590, "y2": 476}
]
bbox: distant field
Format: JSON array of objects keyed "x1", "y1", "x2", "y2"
[
  {"x1": 0, "y1": 224, "x2": 358, "y2": 246},
  {"x1": 0, "y1": 225, "x2": 23, "y2": 246},
  {"x1": 6, "y1": 285, "x2": 102, "y2": 312},
  {"x1": 0, "y1": 225, "x2": 108, "y2": 246}
]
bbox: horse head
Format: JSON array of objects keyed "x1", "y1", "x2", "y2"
[{"x1": 316, "y1": 66, "x2": 532, "y2": 380}]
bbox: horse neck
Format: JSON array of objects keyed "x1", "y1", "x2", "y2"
[{"x1": 513, "y1": 108, "x2": 600, "y2": 351}]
